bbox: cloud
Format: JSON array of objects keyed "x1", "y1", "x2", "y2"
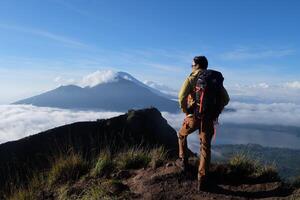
[
  {"x1": 220, "y1": 47, "x2": 294, "y2": 60},
  {"x1": 0, "y1": 105, "x2": 122, "y2": 144},
  {"x1": 0, "y1": 23, "x2": 89, "y2": 48},
  {"x1": 54, "y1": 76, "x2": 76, "y2": 85},
  {"x1": 144, "y1": 80, "x2": 178, "y2": 97},
  {"x1": 143, "y1": 62, "x2": 184, "y2": 73},
  {"x1": 221, "y1": 101, "x2": 300, "y2": 127},
  {"x1": 229, "y1": 81, "x2": 300, "y2": 104},
  {"x1": 79, "y1": 70, "x2": 119, "y2": 87},
  {"x1": 0, "y1": 102, "x2": 299, "y2": 145},
  {"x1": 284, "y1": 81, "x2": 300, "y2": 89},
  {"x1": 162, "y1": 101, "x2": 300, "y2": 129}
]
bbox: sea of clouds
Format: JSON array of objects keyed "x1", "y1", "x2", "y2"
[{"x1": 1, "y1": 102, "x2": 300, "y2": 144}]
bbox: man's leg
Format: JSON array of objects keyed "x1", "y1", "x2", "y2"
[
  {"x1": 178, "y1": 116, "x2": 199, "y2": 168},
  {"x1": 198, "y1": 120, "x2": 214, "y2": 190}
]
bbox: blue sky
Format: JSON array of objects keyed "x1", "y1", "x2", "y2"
[{"x1": 0, "y1": 0, "x2": 300, "y2": 104}]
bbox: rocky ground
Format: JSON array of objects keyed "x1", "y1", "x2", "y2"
[
  {"x1": 37, "y1": 158, "x2": 299, "y2": 200},
  {"x1": 124, "y1": 160, "x2": 300, "y2": 200}
]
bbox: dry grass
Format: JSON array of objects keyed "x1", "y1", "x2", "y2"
[
  {"x1": 116, "y1": 147, "x2": 151, "y2": 170},
  {"x1": 48, "y1": 151, "x2": 88, "y2": 185},
  {"x1": 7, "y1": 174, "x2": 45, "y2": 200},
  {"x1": 92, "y1": 150, "x2": 115, "y2": 177},
  {"x1": 229, "y1": 152, "x2": 279, "y2": 180},
  {"x1": 149, "y1": 146, "x2": 168, "y2": 169}
]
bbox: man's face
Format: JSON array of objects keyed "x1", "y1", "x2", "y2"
[{"x1": 192, "y1": 60, "x2": 198, "y2": 70}]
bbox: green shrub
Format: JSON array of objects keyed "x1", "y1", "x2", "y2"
[
  {"x1": 149, "y1": 146, "x2": 167, "y2": 169},
  {"x1": 92, "y1": 150, "x2": 114, "y2": 177},
  {"x1": 48, "y1": 152, "x2": 88, "y2": 185},
  {"x1": 117, "y1": 147, "x2": 151, "y2": 170}
]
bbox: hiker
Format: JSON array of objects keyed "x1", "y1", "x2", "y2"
[{"x1": 177, "y1": 56, "x2": 229, "y2": 191}]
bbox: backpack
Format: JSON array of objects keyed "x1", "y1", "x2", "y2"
[{"x1": 194, "y1": 69, "x2": 224, "y2": 121}]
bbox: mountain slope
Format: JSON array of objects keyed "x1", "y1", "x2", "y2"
[
  {"x1": 0, "y1": 108, "x2": 180, "y2": 193},
  {"x1": 14, "y1": 72, "x2": 179, "y2": 112}
]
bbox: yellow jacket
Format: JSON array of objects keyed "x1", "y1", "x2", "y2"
[{"x1": 178, "y1": 68, "x2": 230, "y2": 114}]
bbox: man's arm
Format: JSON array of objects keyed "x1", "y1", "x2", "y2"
[{"x1": 178, "y1": 78, "x2": 192, "y2": 114}]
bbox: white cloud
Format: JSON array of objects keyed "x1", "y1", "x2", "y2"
[
  {"x1": 0, "y1": 23, "x2": 88, "y2": 48},
  {"x1": 144, "y1": 80, "x2": 178, "y2": 97},
  {"x1": 229, "y1": 81, "x2": 300, "y2": 104},
  {"x1": 0, "y1": 102, "x2": 300, "y2": 145},
  {"x1": 0, "y1": 105, "x2": 122, "y2": 144},
  {"x1": 79, "y1": 70, "x2": 118, "y2": 87},
  {"x1": 284, "y1": 81, "x2": 300, "y2": 89},
  {"x1": 220, "y1": 47, "x2": 294, "y2": 60},
  {"x1": 221, "y1": 101, "x2": 300, "y2": 127},
  {"x1": 54, "y1": 76, "x2": 76, "y2": 85},
  {"x1": 162, "y1": 101, "x2": 300, "y2": 129},
  {"x1": 250, "y1": 82, "x2": 270, "y2": 89}
]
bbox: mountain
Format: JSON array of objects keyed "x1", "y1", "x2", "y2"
[
  {"x1": 13, "y1": 71, "x2": 180, "y2": 112},
  {"x1": 0, "y1": 108, "x2": 181, "y2": 193}
]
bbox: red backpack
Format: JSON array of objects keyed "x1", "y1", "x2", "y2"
[{"x1": 194, "y1": 69, "x2": 224, "y2": 121}]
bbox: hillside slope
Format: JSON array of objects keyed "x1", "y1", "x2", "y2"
[{"x1": 0, "y1": 108, "x2": 179, "y2": 193}]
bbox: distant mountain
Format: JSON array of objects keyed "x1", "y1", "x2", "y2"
[{"x1": 13, "y1": 72, "x2": 180, "y2": 113}]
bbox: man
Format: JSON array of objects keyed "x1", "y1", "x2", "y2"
[{"x1": 177, "y1": 56, "x2": 229, "y2": 191}]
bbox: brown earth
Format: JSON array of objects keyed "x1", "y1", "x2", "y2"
[
  {"x1": 29, "y1": 158, "x2": 300, "y2": 200},
  {"x1": 123, "y1": 160, "x2": 300, "y2": 200}
]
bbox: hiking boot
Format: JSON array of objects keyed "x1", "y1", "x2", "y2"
[
  {"x1": 197, "y1": 176, "x2": 209, "y2": 192},
  {"x1": 175, "y1": 158, "x2": 188, "y2": 172}
]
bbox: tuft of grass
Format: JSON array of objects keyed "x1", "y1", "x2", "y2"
[
  {"x1": 116, "y1": 147, "x2": 151, "y2": 170},
  {"x1": 255, "y1": 163, "x2": 279, "y2": 181},
  {"x1": 48, "y1": 152, "x2": 88, "y2": 185},
  {"x1": 229, "y1": 152, "x2": 259, "y2": 176},
  {"x1": 92, "y1": 150, "x2": 115, "y2": 177},
  {"x1": 292, "y1": 176, "x2": 300, "y2": 189},
  {"x1": 80, "y1": 180, "x2": 125, "y2": 200},
  {"x1": 8, "y1": 188, "x2": 34, "y2": 200},
  {"x1": 149, "y1": 146, "x2": 168, "y2": 169},
  {"x1": 7, "y1": 174, "x2": 45, "y2": 200},
  {"x1": 229, "y1": 152, "x2": 279, "y2": 180}
]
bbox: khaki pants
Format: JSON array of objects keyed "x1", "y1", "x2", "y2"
[{"x1": 178, "y1": 116, "x2": 214, "y2": 180}]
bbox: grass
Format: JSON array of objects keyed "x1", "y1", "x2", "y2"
[
  {"x1": 48, "y1": 151, "x2": 89, "y2": 185},
  {"x1": 5, "y1": 146, "x2": 168, "y2": 199},
  {"x1": 92, "y1": 150, "x2": 115, "y2": 177},
  {"x1": 116, "y1": 147, "x2": 151, "y2": 170},
  {"x1": 116, "y1": 146, "x2": 168, "y2": 170},
  {"x1": 80, "y1": 179, "x2": 126, "y2": 200},
  {"x1": 149, "y1": 146, "x2": 168, "y2": 169},
  {"x1": 229, "y1": 152, "x2": 279, "y2": 180},
  {"x1": 292, "y1": 176, "x2": 300, "y2": 189},
  {"x1": 255, "y1": 163, "x2": 279, "y2": 181},
  {"x1": 7, "y1": 174, "x2": 45, "y2": 200},
  {"x1": 229, "y1": 152, "x2": 259, "y2": 175}
]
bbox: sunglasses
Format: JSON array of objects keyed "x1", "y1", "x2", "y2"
[{"x1": 191, "y1": 64, "x2": 197, "y2": 68}]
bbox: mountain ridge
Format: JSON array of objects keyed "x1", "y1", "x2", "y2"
[{"x1": 13, "y1": 71, "x2": 180, "y2": 112}]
